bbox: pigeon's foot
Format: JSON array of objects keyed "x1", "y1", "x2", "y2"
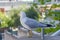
[{"x1": 28, "y1": 30, "x2": 33, "y2": 38}]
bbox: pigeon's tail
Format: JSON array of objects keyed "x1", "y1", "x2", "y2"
[
  {"x1": 46, "y1": 24, "x2": 55, "y2": 27},
  {"x1": 46, "y1": 24, "x2": 52, "y2": 27},
  {"x1": 39, "y1": 22, "x2": 55, "y2": 27}
]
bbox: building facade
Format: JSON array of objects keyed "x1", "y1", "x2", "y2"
[{"x1": 0, "y1": 0, "x2": 38, "y2": 2}]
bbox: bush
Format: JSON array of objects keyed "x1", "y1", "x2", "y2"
[
  {"x1": 51, "y1": 4, "x2": 57, "y2": 8},
  {"x1": 35, "y1": 28, "x2": 41, "y2": 32},
  {"x1": 0, "y1": 12, "x2": 10, "y2": 28},
  {"x1": 38, "y1": 0, "x2": 45, "y2": 4},
  {"x1": 25, "y1": 6, "x2": 40, "y2": 21},
  {"x1": 8, "y1": 8, "x2": 21, "y2": 27},
  {"x1": 35, "y1": 27, "x2": 60, "y2": 34},
  {"x1": 46, "y1": 0, "x2": 51, "y2": 2}
]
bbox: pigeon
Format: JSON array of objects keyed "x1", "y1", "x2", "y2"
[{"x1": 20, "y1": 11, "x2": 54, "y2": 30}]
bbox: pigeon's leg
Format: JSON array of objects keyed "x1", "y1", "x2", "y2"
[{"x1": 28, "y1": 30, "x2": 33, "y2": 38}]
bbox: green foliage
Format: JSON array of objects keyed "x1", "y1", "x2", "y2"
[
  {"x1": 25, "y1": 6, "x2": 41, "y2": 21},
  {"x1": 32, "y1": 3, "x2": 38, "y2": 8},
  {"x1": 9, "y1": 8, "x2": 20, "y2": 16},
  {"x1": 38, "y1": 0, "x2": 51, "y2": 4},
  {"x1": 8, "y1": 5, "x2": 28, "y2": 27},
  {"x1": 36, "y1": 25, "x2": 60, "y2": 34},
  {"x1": 11, "y1": 13, "x2": 20, "y2": 27},
  {"x1": 44, "y1": 28, "x2": 55, "y2": 34},
  {"x1": 57, "y1": 4, "x2": 60, "y2": 7},
  {"x1": 51, "y1": 4, "x2": 57, "y2": 8},
  {"x1": 0, "y1": 12, "x2": 10, "y2": 28},
  {"x1": 51, "y1": 4, "x2": 60, "y2": 9},
  {"x1": 46, "y1": 0, "x2": 51, "y2": 2},
  {"x1": 47, "y1": 10, "x2": 60, "y2": 21},
  {"x1": 38, "y1": 0, "x2": 45, "y2": 5},
  {"x1": 8, "y1": 8, "x2": 21, "y2": 27},
  {"x1": 33, "y1": 3, "x2": 60, "y2": 34},
  {"x1": 53, "y1": 11, "x2": 60, "y2": 20},
  {"x1": 46, "y1": 10, "x2": 53, "y2": 17},
  {"x1": 46, "y1": 4, "x2": 60, "y2": 21},
  {"x1": 35, "y1": 28, "x2": 41, "y2": 32}
]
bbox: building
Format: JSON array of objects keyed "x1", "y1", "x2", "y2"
[
  {"x1": 0, "y1": 0, "x2": 38, "y2": 2},
  {"x1": 0, "y1": 0, "x2": 60, "y2": 12}
]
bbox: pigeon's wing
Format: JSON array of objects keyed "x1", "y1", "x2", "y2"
[{"x1": 25, "y1": 18, "x2": 47, "y2": 28}]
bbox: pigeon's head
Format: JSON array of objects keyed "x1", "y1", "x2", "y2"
[{"x1": 20, "y1": 11, "x2": 26, "y2": 18}]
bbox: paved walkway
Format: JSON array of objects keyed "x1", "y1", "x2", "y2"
[
  {"x1": 3, "y1": 29, "x2": 60, "y2": 40},
  {"x1": 18, "y1": 36, "x2": 60, "y2": 40}
]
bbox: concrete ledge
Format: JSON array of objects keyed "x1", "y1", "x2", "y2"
[
  {"x1": 20, "y1": 27, "x2": 41, "y2": 36},
  {"x1": 51, "y1": 30, "x2": 60, "y2": 36}
]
